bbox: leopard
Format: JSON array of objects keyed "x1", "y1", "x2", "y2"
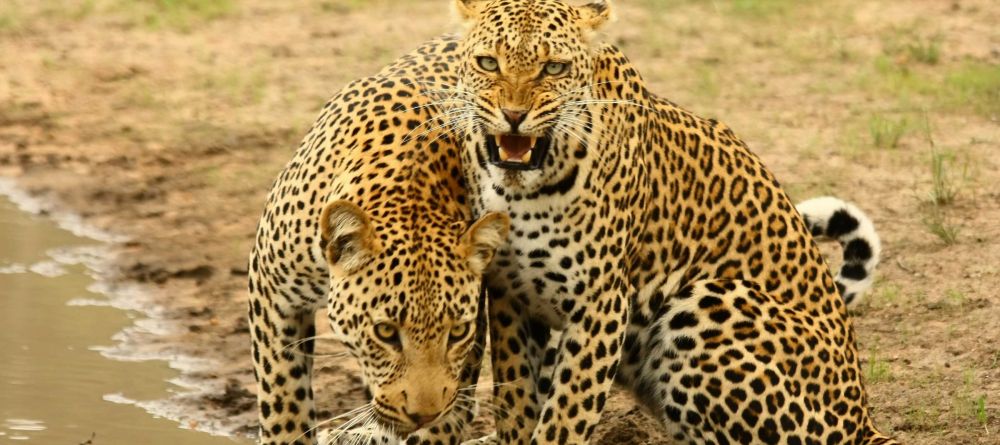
[
  {"x1": 247, "y1": 70, "x2": 510, "y2": 445},
  {"x1": 436, "y1": 0, "x2": 896, "y2": 444},
  {"x1": 248, "y1": 2, "x2": 889, "y2": 444}
]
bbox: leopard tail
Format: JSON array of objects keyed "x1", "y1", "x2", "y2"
[{"x1": 795, "y1": 196, "x2": 881, "y2": 307}]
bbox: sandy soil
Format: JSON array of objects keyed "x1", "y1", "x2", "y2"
[{"x1": 0, "y1": 0, "x2": 997, "y2": 443}]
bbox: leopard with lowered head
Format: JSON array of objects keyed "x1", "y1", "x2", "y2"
[{"x1": 247, "y1": 71, "x2": 509, "y2": 445}]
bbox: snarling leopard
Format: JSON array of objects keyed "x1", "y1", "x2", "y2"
[{"x1": 443, "y1": 0, "x2": 892, "y2": 444}]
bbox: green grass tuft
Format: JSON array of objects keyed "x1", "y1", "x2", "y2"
[
  {"x1": 921, "y1": 204, "x2": 960, "y2": 245},
  {"x1": 0, "y1": 3, "x2": 23, "y2": 32},
  {"x1": 974, "y1": 395, "x2": 988, "y2": 426},
  {"x1": 639, "y1": 0, "x2": 796, "y2": 19},
  {"x1": 944, "y1": 289, "x2": 968, "y2": 307},
  {"x1": 902, "y1": 407, "x2": 939, "y2": 431},
  {"x1": 155, "y1": 0, "x2": 233, "y2": 18},
  {"x1": 954, "y1": 371, "x2": 990, "y2": 427},
  {"x1": 863, "y1": 57, "x2": 1000, "y2": 118},
  {"x1": 876, "y1": 283, "x2": 901, "y2": 307},
  {"x1": 868, "y1": 114, "x2": 908, "y2": 149},
  {"x1": 201, "y1": 67, "x2": 268, "y2": 106},
  {"x1": 727, "y1": 0, "x2": 795, "y2": 18},
  {"x1": 928, "y1": 147, "x2": 962, "y2": 206},
  {"x1": 894, "y1": 34, "x2": 942, "y2": 65},
  {"x1": 694, "y1": 65, "x2": 721, "y2": 100},
  {"x1": 320, "y1": 0, "x2": 371, "y2": 13},
  {"x1": 906, "y1": 38, "x2": 941, "y2": 65},
  {"x1": 70, "y1": 0, "x2": 98, "y2": 20},
  {"x1": 944, "y1": 63, "x2": 1000, "y2": 117},
  {"x1": 882, "y1": 29, "x2": 942, "y2": 65},
  {"x1": 865, "y1": 350, "x2": 893, "y2": 383},
  {"x1": 121, "y1": 0, "x2": 235, "y2": 31}
]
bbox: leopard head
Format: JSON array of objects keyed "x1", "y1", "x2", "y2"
[
  {"x1": 453, "y1": 0, "x2": 612, "y2": 186},
  {"x1": 320, "y1": 200, "x2": 508, "y2": 436}
]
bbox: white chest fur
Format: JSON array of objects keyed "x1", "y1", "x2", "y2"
[{"x1": 478, "y1": 181, "x2": 587, "y2": 330}]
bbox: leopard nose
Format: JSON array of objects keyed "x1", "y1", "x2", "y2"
[
  {"x1": 405, "y1": 410, "x2": 439, "y2": 428},
  {"x1": 502, "y1": 108, "x2": 527, "y2": 133}
]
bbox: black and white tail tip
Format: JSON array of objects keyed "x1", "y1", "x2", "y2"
[{"x1": 796, "y1": 197, "x2": 881, "y2": 307}]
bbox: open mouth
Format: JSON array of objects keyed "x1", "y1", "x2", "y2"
[{"x1": 485, "y1": 133, "x2": 551, "y2": 171}]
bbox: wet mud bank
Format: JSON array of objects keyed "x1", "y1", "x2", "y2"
[{"x1": 0, "y1": 180, "x2": 246, "y2": 443}]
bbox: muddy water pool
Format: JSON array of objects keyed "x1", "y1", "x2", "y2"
[{"x1": 0, "y1": 195, "x2": 245, "y2": 444}]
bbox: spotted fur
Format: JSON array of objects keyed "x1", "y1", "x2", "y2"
[
  {"x1": 248, "y1": 70, "x2": 509, "y2": 445},
  {"x1": 440, "y1": 0, "x2": 897, "y2": 444}
]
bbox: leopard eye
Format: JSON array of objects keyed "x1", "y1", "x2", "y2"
[
  {"x1": 543, "y1": 61, "x2": 568, "y2": 76},
  {"x1": 448, "y1": 321, "x2": 472, "y2": 343},
  {"x1": 374, "y1": 322, "x2": 400, "y2": 345},
  {"x1": 476, "y1": 56, "x2": 499, "y2": 72}
]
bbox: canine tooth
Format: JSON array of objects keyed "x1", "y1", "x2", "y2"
[
  {"x1": 499, "y1": 149, "x2": 510, "y2": 161},
  {"x1": 494, "y1": 134, "x2": 502, "y2": 147},
  {"x1": 524, "y1": 149, "x2": 532, "y2": 163},
  {"x1": 529, "y1": 136, "x2": 537, "y2": 148}
]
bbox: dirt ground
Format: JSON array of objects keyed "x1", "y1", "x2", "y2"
[{"x1": 1, "y1": 0, "x2": 997, "y2": 443}]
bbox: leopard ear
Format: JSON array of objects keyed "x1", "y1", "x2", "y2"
[
  {"x1": 452, "y1": 0, "x2": 489, "y2": 24},
  {"x1": 577, "y1": 0, "x2": 613, "y2": 31},
  {"x1": 461, "y1": 212, "x2": 510, "y2": 275},
  {"x1": 320, "y1": 200, "x2": 378, "y2": 275}
]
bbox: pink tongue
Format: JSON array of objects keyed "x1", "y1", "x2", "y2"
[{"x1": 499, "y1": 135, "x2": 532, "y2": 159}]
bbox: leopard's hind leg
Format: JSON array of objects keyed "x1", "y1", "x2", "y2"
[{"x1": 626, "y1": 279, "x2": 895, "y2": 444}]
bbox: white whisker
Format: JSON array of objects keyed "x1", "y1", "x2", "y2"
[
  {"x1": 302, "y1": 403, "x2": 372, "y2": 444},
  {"x1": 410, "y1": 98, "x2": 475, "y2": 113},
  {"x1": 401, "y1": 78, "x2": 461, "y2": 89},
  {"x1": 401, "y1": 107, "x2": 475, "y2": 143},
  {"x1": 421, "y1": 87, "x2": 476, "y2": 97},
  {"x1": 553, "y1": 123, "x2": 590, "y2": 146},
  {"x1": 556, "y1": 116, "x2": 590, "y2": 130},
  {"x1": 280, "y1": 333, "x2": 337, "y2": 353},
  {"x1": 555, "y1": 114, "x2": 596, "y2": 132},
  {"x1": 328, "y1": 406, "x2": 373, "y2": 444},
  {"x1": 565, "y1": 99, "x2": 660, "y2": 114},
  {"x1": 348, "y1": 409, "x2": 378, "y2": 445}
]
